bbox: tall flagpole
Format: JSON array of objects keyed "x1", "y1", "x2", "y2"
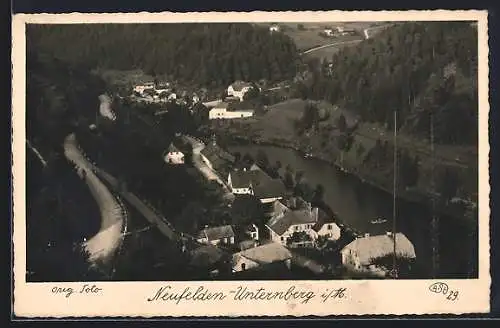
[{"x1": 392, "y1": 110, "x2": 397, "y2": 278}]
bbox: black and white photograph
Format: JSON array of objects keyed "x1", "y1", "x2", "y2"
[{"x1": 13, "y1": 10, "x2": 490, "y2": 317}]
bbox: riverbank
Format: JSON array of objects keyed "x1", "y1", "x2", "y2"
[{"x1": 207, "y1": 131, "x2": 477, "y2": 223}]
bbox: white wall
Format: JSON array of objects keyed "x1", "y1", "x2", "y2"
[
  {"x1": 209, "y1": 107, "x2": 254, "y2": 119},
  {"x1": 165, "y1": 152, "x2": 185, "y2": 164},
  {"x1": 316, "y1": 223, "x2": 341, "y2": 240}
]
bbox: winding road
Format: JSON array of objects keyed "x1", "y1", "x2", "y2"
[{"x1": 63, "y1": 133, "x2": 126, "y2": 265}]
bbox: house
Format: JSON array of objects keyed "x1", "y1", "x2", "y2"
[
  {"x1": 168, "y1": 93, "x2": 177, "y2": 101},
  {"x1": 163, "y1": 143, "x2": 185, "y2": 164},
  {"x1": 312, "y1": 209, "x2": 342, "y2": 241},
  {"x1": 192, "y1": 94, "x2": 200, "y2": 104},
  {"x1": 133, "y1": 81, "x2": 155, "y2": 95},
  {"x1": 200, "y1": 139, "x2": 236, "y2": 176},
  {"x1": 266, "y1": 206, "x2": 318, "y2": 246},
  {"x1": 323, "y1": 28, "x2": 334, "y2": 37},
  {"x1": 231, "y1": 243, "x2": 292, "y2": 273},
  {"x1": 209, "y1": 102, "x2": 254, "y2": 119},
  {"x1": 227, "y1": 81, "x2": 253, "y2": 101},
  {"x1": 196, "y1": 225, "x2": 236, "y2": 246},
  {"x1": 266, "y1": 204, "x2": 341, "y2": 246},
  {"x1": 246, "y1": 223, "x2": 260, "y2": 241},
  {"x1": 340, "y1": 232, "x2": 416, "y2": 276},
  {"x1": 227, "y1": 169, "x2": 286, "y2": 203},
  {"x1": 269, "y1": 24, "x2": 280, "y2": 32}
]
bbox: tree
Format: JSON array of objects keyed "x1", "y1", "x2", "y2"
[
  {"x1": 312, "y1": 184, "x2": 325, "y2": 204},
  {"x1": 230, "y1": 194, "x2": 265, "y2": 226},
  {"x1": 256, "y1": 149, "x2": 269, "y2": 169},
  {"x1": 438, "y1": 168, "x2": 460, "y2": 203}
]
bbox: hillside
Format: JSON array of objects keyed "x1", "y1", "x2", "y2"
[
  {"x1": 27, "y1": 23, "x2": 300, "y2": 87},
  {"x1": 297, "y1": 21, "x2": 478, "y2": 146},
  {"x1": 208, "y1": 22, "x2": 479, "y2": 217}
]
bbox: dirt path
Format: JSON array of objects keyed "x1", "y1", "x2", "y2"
[{"x1": 63, "y1": 133, "x2": 126, "y2": 265}]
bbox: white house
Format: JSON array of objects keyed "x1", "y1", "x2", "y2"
[
  {"x1": 209, "y1": 102, "x2": 254, "y2": 120},
  {"x1": 269, "y1": 24, "x2": 280, "y2": 32},
  {"x1": 340, "y1": 232, "x2": 416, "y2": 276},
  {"x1": 227, "y1": 168, "x2": 286, "y2": 204},
  {"x1": 323, "y1": 28, "x2": 334, "y2": 36},
  {"x1": 227, "y1": 81, "x2": 253, "y2": 101},
  {"x1": 231, "y1": 243, "x2": 292, "y2": 273},
  {"x1": 163, "y1": 143, "x2": 185, "y2": 164},
  {"x1": 196, "y1": 225, "x2": 235, "y2": 246},
  {"x1": 133, "y1": 82, "x2": 155, "y2": 95},
  {"x1": 246, "y1": 223, "x2": 260, "y2": 241},
  {"x1": 266, "y1": 203, "x2": 341, "y2": 247}
]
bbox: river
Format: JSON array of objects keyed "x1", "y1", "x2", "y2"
[{"x1": 228, "y1": 143, "x2": 478, "y2": 279}]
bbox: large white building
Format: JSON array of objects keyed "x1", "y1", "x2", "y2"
[
  {"x1": 340, "y1": 232, "x2": 416, "y2": 277},
  {"x1": 208, "y1": 102, "x2": 254, "y2": 120}
]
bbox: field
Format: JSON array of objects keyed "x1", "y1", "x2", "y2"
[{"x1": 256, "y1": 22, "x2": 385, "y2": 51}]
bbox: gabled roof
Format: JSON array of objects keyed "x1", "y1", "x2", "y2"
[
  {"x1": 189, "y1": 245, "x2": 227, "y2": 268},
  {"x1": 253, "y1": 178, "x2": 286, "y2": 200},
  {"x1": 197, "y1": 225, "x2": 235, "y2": 241},
  {"x1": 341, "y1": 232, "x2": 416, "y2": 266},
  {"x1": 230, "y1": 169, "x2": 286, "y2": 200},
  {"x1": 200, "y1": 143, "x2": 235, "y2": 174},
  {"x1": 229, "y1": 80, "x2": 252, "y2": 91},
  {"x1": 168, "y1": 143, "x2": 181, "y2": 153},
  {"x1": 267, "y1": 209, "x2": 317, "y2": 236},
  {"x1": 232, "y1": 243, "x2": 292, "y2": 265},
  {"x1": 312, "y1": 209, "x2": 338, "y2": 232}
]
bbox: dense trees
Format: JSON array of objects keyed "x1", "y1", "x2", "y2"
[
  {"x1": 28, "y1": 23, "x2": 299, "y2": 88},
  {"x1": 295, "y1": 22, "x2": 478, "y2": 146}
]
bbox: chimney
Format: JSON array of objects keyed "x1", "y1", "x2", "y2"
[
  {"x1": 313, "y1": 207, "x2": 319, "y2": 222},
  {"x1": 364, "y1": 233, "x2": 370, "y2": 238}
]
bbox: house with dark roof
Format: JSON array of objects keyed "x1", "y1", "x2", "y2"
[
  {"x1": 340, "y1": 232, "x2": 416, "y2": 277},
  {"x1": 227, "y1": 80, "x2": 254, "y2": 101},
  {"x1": 200, "y1": 140, "x2": 235, "y2": 176},
  {"x1": 163, "y1": 143, "x2": 185, "y2": 165},
  {"x1": 231, "y1": 242, "x2": 292, "y2": 273},
  {"x1": 227, "y1": 168, "x2": 286, "y2": 204},
  {"x1": 196, "y1": 225, "x2": 235, "y2": 246},
  {"x1": 266, "y1": 204, "x2": 341, "y2": 247}
]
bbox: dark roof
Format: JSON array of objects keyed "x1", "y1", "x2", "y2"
[
  {"x1": 168, "y1": 142, "x2": 181, "y2": 153},
  {"x1": 200, "y1": 143, "x2": 235, "y2": 173},
  {"x1": 230, "y1": 170, "x2": 286, "y2": 200},
  {"x1": 253, "y1": 179, "x2": 286, "y2": 200},
  {"x1": 197, "y1": 225, "x2": 235, "y2": 241},
  {"x1": 312, "y1": 209, "x2": 337, "y2": 232},
  {"x1": 230, "y1": 170, "x2": 262, "y2": 188},
  {"x1": 189, "y1": 245, "x2": 227, "y2": 268},
  {"x1": 230, "y1": 80, "x2": 252, "y2": 91},
  {"x1": 267, "y1": 209, "x2": 317, "y2": 236}
]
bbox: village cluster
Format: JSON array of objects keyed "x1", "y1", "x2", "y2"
[
  {"x1": 131, "y1": 79, "x2": 257, "y2": 120},
  {"x1": 162, "y1": 131, "x2": 416, "y2": 278}
]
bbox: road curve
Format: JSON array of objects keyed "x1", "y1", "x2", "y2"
[
  {"x1": 301, "y1": 39, "x2": 363, "y2": 55},
  {"x1": 63, "y1": 133, "x2": 126, "y2": 265}
]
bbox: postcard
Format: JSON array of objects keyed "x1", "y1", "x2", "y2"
[{"x1": 12, "y1": 10, "x2": 490, "y2": 317}]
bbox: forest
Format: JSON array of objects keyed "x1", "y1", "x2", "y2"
[
  {"x1": 295, "y1": 22, "x2": 478, "y2": 146},
  {"x1": 27, "y1": 23, "x2": 300, "y2": 88}
]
